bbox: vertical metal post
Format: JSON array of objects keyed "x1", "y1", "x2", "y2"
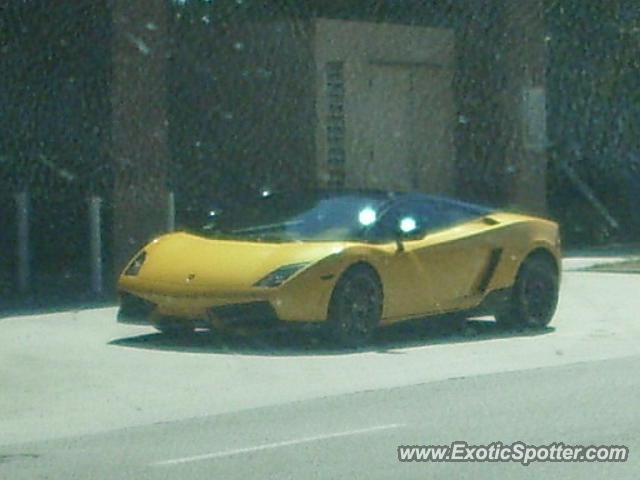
[
  {"x1": 167, "y1": 191, "x2": 175, "y2": 232},
  {"x1": 15, "y1": 191, "x2": 30, "y2": 294},
  {"x1": 89, "y1": 196, "x2": 103, "y2": 296}
]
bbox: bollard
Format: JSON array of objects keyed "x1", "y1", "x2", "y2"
[
  {"x1": 89, "y1": 196, "x2": 103, "y2": 296},
  {"x1": 15, "y1": 191, "x2": 30, "y2": 294},
  {"x1": 167, "y1": 191, "x2": 176, "y2": 232}
]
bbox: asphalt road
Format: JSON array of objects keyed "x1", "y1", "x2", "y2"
[{"x1": 2, "y1": 268, "x2": 640, "y2": 479}]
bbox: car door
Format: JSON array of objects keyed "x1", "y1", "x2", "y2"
[{"x1": 376, "y1": 198, "x2": 502, "y2": 320}]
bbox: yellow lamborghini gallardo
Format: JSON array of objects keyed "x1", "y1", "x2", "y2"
[{"x1": 117, "y1": 190, "x2": 561, "y2": 345}]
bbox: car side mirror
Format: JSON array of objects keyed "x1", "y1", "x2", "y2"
[
  {"x1": 394, "y1": 216, "x2": 422, "y2": 252},
  {"x1": 394, "y1": 231, "x2": 405, "y2": 253}
]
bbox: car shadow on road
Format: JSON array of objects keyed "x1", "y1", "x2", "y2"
[{"x1": 108, "y1": 317, "x2": 555, "y2": 357}]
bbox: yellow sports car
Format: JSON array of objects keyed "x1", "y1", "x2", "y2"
[{"x1": 117, "y1": 190, "x2": 560, "y2": 345}]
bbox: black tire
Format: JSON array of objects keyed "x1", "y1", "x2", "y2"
[
  {"x1": 327, "y1": 265, "x2": 383, "y2": 347},
  {"x1": 495, "y1": 255, "x2": 559, "y2": 329}
]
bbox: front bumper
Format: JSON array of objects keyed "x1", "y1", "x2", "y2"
[
  {"x1": 117, "y1": 290, "x2": 313, "y2": 332},
  {"x1": 117, "y1": 265, "x2": 336, "y2": 327},
  {"x1": 117, "y1": 292, "x2": 156, "y2": 325}
]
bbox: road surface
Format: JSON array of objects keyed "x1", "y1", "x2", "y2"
[{"x1": 1, "y1": 269, "x2": 639, "y2": 478}]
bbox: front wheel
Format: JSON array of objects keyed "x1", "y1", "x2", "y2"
[
  {"x1": 327, "y1": 265, "x2": 383, "y2": 347},
  {"x1": 495, "y1": 255, "x2": 559, "y2": 329}
]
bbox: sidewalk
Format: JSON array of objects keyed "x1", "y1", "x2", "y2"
[{"x1": 563, "y1": 243, "x2": 640, "y2": 272}]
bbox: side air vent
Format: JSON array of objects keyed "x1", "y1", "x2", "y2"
[{"x1": 477, "y1": 248, "x2": 503, "y2": 293}]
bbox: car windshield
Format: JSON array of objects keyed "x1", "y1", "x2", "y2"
[
  {"x1": 198, "y1": 191, "x2": 391, "y2": 242},
  {"x1": 197, "y1": 191, "x2": 493, "y2": 243}
]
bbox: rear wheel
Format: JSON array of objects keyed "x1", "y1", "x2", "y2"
[
  {"x1": 327, "y1": 265, "x2": 382, "y2": 347},
  {"x1": 495, "y1": 254, "x2": 559, "y2": 329}
]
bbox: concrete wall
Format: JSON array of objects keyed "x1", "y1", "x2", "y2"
[
  {"x1": 161, "y1": 18, "x2": 318, "y2": 226},
  {"x1": 202, "y1": 20, "x2": 318, "y2": 192},
  {"x1": 172, "y1": 18, "x2": 457, "y2": 200},
  {"x1": 313, "y1": 19, "x2": 456, "y2": 194},
  {"x1": 111, "y1": 0, "x2": 170, "y2": 275},
  {"x1": 454, "y1": 1, "x2": 548, "y2": 213},
  {"x1": 500, "y1": 0, "x2": 548, "y2": 213}
]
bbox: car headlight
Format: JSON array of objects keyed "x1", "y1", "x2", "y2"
[
  {"x1": 254, "y1": 262, "x2": 310, "y2": 287},
  {"x1": 124, "y1": 251, "x2": 147, "y2": 276}
]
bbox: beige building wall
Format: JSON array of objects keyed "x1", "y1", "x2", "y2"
[{"x1": 313, "y1": 19, "x2": 456, "y2": 194}]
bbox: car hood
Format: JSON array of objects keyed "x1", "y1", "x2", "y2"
[{"x1": 124, "y1": 231, "x2": 347, "y2": 290}]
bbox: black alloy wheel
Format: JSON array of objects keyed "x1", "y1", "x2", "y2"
[
  {"x1": 328, "y1": 265, "x2": 383, "y2": 347},
  {"x1": 495, "y1": 255, "x2": 559, "y2": 329}
]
